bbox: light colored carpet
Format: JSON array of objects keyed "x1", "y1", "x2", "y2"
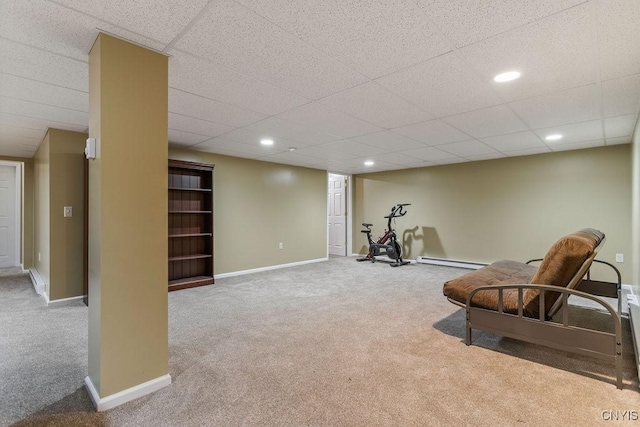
[{"x1": 2, "y1": 257, "x2": 638, "y2": 426}]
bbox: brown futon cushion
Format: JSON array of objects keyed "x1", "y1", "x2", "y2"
[{"x1": 442, "y1": 228, "x2": 604, "y2": 317}]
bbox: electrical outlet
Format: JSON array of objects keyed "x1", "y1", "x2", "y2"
[
  {"x1": 615, "y1": 253, "x2": 624, "y2": 263},
  {"x1": 278, "y1": 242, "x2": 283, "y2": 250},
  {"x1": 38, "y1": 252, "x2": 41, "y2": 262},
  {"x1": 64, "y1": 206, "x2": 73, "y2": 218}
]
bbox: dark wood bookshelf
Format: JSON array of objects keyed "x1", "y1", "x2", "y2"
[{"x1": 168, "y1": 159, "x2": 214, "y2": 292}]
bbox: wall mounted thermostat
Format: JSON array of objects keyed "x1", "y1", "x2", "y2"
[{"x1": 85, "y1": 137, "x2": 96, "y2": 160}]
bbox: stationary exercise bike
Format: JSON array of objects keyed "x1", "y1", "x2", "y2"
[{"x1": 357, "y1": 203, "x2": 411, "y2": 267}]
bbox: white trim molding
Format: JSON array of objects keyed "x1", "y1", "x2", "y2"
[
  {"x1": 47, "y1": 295, "x2": 85, "y2": 307},
  {"x1": 29, "y1": 268, "x2": 85, "y2": 306},
  {"x1": 215, "y1": 258, "x2": 327, "y2": 280},
  {"x1": 85, "y1": 374, "x2": 171, "y2": 412},
  {"x1": 416, "y1": 256, "x2": 488, "y2": 270}
]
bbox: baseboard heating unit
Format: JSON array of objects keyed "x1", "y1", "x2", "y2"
[{"x1": 415, "y1": 256, "x2": 488, "y2": 270}]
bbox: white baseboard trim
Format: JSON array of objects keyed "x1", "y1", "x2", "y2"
[
  {"x1": 29, "y1": 268, "x2": 46, "y2": 298},
  {"x1": 28, "y1": 268, "x2": 85, "y2": 306},
  {"x1": 47, "y1": 295, "x2": 85, "y2": 307},
  {"x1": 416, "y1": 256, "x2": 488, "y2": 270},
  {"x1": 85, "y1": 373, "x2": 171, "y2": 412},
  {"x1": 214, "y1": 258, "x2": 328, "y2": 279}
]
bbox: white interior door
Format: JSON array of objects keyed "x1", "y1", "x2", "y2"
[
  {"x1": 0, "y1": 165, "x2": 16, "y2": 268},
  {"x1": 328, "y1": 174, "x2": 346, "y2": 256}
]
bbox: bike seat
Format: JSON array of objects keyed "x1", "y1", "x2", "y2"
[{"x1": 362, "y1": 223, "x2": 372, "y2": 227}]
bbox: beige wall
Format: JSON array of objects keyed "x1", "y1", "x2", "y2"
[
  {"x1": 88, "y1": 33, "x2": 168, "y2": 398},
  {"x1": 33, "y1": 129, "x2": 86, "y2": 300},
  {"x1": 169, "y1": 148, "x2": 328, "y2": 274},
  {"x1": 48, "y1": 129, "x2": 86, "y2": 300},
  {"x1": 34, "y1": 132, "x2": 51, "y2": 290},
  {"x1": 354, "y1": 144, "x2": 632, "y2": 282}
]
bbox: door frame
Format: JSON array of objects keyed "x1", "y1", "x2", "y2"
[
  {"x1": 327, "y1": 172, "x2": 352, "y2": 257},
  {"x1": 0, "y1": 160, "x2": 22, "y2": 269}
]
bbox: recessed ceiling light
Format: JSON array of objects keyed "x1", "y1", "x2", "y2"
[
  {"x1": 289, "y1": 147, "x2": 297, "y2": 152},
  {"x1": 364, "y1": 160, "x2": 374, "y2": 166},
  {"x1": 493, "y1": 71, "x2": 521, "y2": 83},
  {"x1": 545, "y1": 134, "x2": 563, "y2": 141},
  {"x1": 260, "y1": 138, "x2": 274, "y2": 146}
]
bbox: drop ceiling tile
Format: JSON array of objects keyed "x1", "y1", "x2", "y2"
[
  {"x1": 169, "y1": 89, "x2": 266, "y2": 128},
  {"x1": 192, "y1": 137, "x2": 284, "y2": 158},
  {"x1": 0, "y1": 112, "x2": 84, "y2": 133},
  {"x1": 352, "y1": 131, "x2": 425, "y2": 152},
  {"x1": 431, "y1": 157, "x2": 467, "y2": 165},
  {"x1": 503, "y1": 146, "x2": 552, "y2": 157},
  {"x1": 602, "y1": 74, "x2": 640, "y2": 118},
  {"x1": 168, "y1": 129, "x2": 211, "y2": 146},
  {"x1": 319, "y1": 82, "x2": 433, "y2": 129},
  {"x1": 377, "y1": 52, "x2": 502, "y2": 117},
  {"x1": 549, "y1": 139, "x2": 605, "y2": 151},
  {"x1": 399, "y1": 146, "x2": 458, "y2": 162},
  {"x1": 214, "y1": 128, "x2": 311, "y2": 154},
  {"x1": 0, "y1": 144, "x2": 37, "y2": 158},
  {"x1": 437, "y1": 140, "x2": 497, "y2": 157},
  {"x1": 465, "y1": 153, "x2": 507, "y2": 162},
  {"x1": 0, "y1": 74, "x2": 88, "y2": 112},
  {"x1": 0, "y1": 97, "x2": 88, "y2": 127},
  {"x1": 392, "y1": 119, "x2": 471, "y2": 146},
  {"x1": 174, "y1": 0, "x2": 368, "y2": 100},
  {"x1": 509, "y1": 84, "x2": 600, "y2": 129},
  {"x1": 296, "y1": 140, "x2": 386, "y2": 160},
  {"x1": 0, "y1": 134, "x2": 42, "y2": 147},
  {"x1": 168, "y1": 113, "x2": 234, "y2": 138},
  {"x1": 260, "y1": 151, "x2": 323, "y2": 167},
  {"x1": 417, "y1": 0, "x2": 585, "y2": 48},
  {"x1": 459, "y1": 4, "x2": 596, "y2": 101},
  {"x1": 607, "y1": 136, "x2": 632, "y2": 145},
  {"x1": 0, "y1": 125, "x2": 46, "y2": 141},
  {"x1": 533, "y1": 119, "x2": 604, "y2": 144},
  {"x1": 53, "y1": 0, "x2": 210, "y2": 44},
  {"x1": 363, "y1": 152, "x2": 431, "y2": 167},
  {"x1": 276, "y1": 102, "x2": 382, "y2": 139},
  {"x1": 340, "y1": 157, "x2": 401, "y2": 173},
  {"x1": 597, "y1": 0, "x2": 640, "y2": 80},
  {"x1": 0, "y1": 0, "x2": 165, "y2": 61},
  {"x1": 480, "y1": 131, "x2": 546, "y2": 152},
  {"x1": 234, "y1": 117, "x2": 338, "y2": 147},
  {"x1": 442, "y1": 105, "x2": 528, "y2": 138},
  {"x1": 604, "y1": 114, "x2": 637, "y2": 138},
  {"x1": 235, "y1": 0, "x2": 451, "y2": 79},
  {"x1": 169, "y1": 50, "x2": 309, "y2": 116},
  {"x1": 0, "y1": 39, "x2": 88, "y2": 92}
]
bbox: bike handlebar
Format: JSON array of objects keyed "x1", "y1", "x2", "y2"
[{"x1": 384, "y1": 203, "x2": 411, "y2": 219}]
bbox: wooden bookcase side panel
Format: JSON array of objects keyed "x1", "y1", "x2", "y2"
[{"x1": 168, "y1": 160, "x2": 214, "y2": 292}]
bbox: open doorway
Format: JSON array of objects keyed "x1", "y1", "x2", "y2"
[
  {"x1": 0, "y1": 161, "x2": 22, "y2": 270},
  {"x1": 327, "y1": 173, "x2": 351, "y2": 257}
]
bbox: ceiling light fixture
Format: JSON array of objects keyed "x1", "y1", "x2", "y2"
[
  {"x1": 545, "y1": 134, "x2": 563, "y2": 141},
  {"x1": 260, "y1": 138, "x2": 274, "y2": 146},
  {"x1": 493, "y1": 71, "x2": 521, "y2": 83},
  {"x1": 289, "y1": 147, "x2": 297, "y2": 152},
  {"x1": 364, "y1": 160, "x2": 374, "y2": 166}
]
